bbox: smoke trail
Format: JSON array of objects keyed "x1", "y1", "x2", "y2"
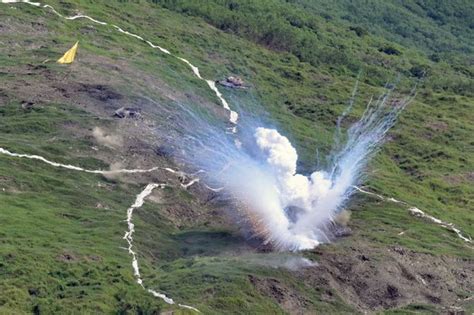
[
  {"x1": 1, "y1": 0, "x2": 413, "y2": 252},
  {"x1": 158, "y1": 83, "x2": 413, "y2": 251}
]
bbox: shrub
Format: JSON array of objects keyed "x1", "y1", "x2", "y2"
[
  {"x1": 379, "y1": 46, "x2": 402, "y2": 56},
  {"x1": 349, "y1": 25, "x2": 368, "y2": 37}
]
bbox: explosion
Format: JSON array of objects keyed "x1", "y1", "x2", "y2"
[{"x1": 161, "y1": 83, "x2": 413, "y2": 251}]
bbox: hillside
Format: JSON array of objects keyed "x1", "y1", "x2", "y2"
[{"x1": 0, "y1": 0, "x2": 472, "y2": 314}]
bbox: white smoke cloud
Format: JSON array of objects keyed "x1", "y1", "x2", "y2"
[
  {"x1": 244, "y1": 89, "x2": 411, "y2": 250},
  {"x1": 160, "y1": 83, "x2": 414, "y2": 251}
]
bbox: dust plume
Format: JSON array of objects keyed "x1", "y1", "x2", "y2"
[{"x1": 92, "y1": 127, "x2": 123, "y2": 149}]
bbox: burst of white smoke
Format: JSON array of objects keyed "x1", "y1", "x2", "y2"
[
  {"x1": 252, "y1": 128, "x2": 327, "y2": 249},
  {"x1": 222, "y1": 86, "x2": 413, "y2": 251},
  {"x1": 241, "y1": 85, "x2": 409, "y2": 250},
  {"x1": 161, "y1": 83, "x2": 413, "y2": 251}
]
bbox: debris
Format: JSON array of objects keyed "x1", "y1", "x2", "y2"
[
  {"x1": 217, "y1": 76, "x2": 247, "y2": 89},
  {"x1": 21, "y1": 101, "x2": 35, "y2": 110},
  {"x1": 392, "y1": 247, "x2": 406, "y2": 255},
  {"x1": 357, "y1": 254, "x2": 370, "y2": 261},
  {"x1": 333, "y1": 226, "x2": 352, "y2": 238},
  {"x1": 334, "y1": 210, "x2": 351, "y2": 226},
  {"x1": 92, "y1": 127, "x2": 123, "y2": 148},
  {"x1": 154, "y1": 145, "x2": 174, "y2": 158},
  {"x1": 57, "y1": 252, "x2": 78, "y2": 263},
  {"x1": 113, "y1": 107, "x2": 141, "y2": 118},
  {"x1": 95, "y1": 202, "x2": 109, "y2": 210}
]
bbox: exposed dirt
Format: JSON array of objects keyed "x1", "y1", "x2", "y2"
[
  {"x1": 56, "y1": 251, "x2": 103, "y2": 264},
  {"x1": 249, "y1": 275, "x2": 311, "y2": 315},
  {"x1": 0, "y1": 51, "x2": 231, "y2": 186},
  {"x1": 56, "y1": 252, "x2": 79, "y2": 263},
  {"x1": 427, "y1": 120, "x2": 449, "y2": 132},
  {"x1": 2, "y1": 14, "x2": 472, "y2": 315},
  {"x1": 237, "y1": 240, "x2": 473, "y2": 314},
  {"x1": 444, "y1": 172, "x2": 474, "y2": 185},
  {"x1": 298, "y1": 243, "x2": 473, "y2": 314}
]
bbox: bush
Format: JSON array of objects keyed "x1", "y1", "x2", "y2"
[
  {"x1": 409, "y1": 65, "x2": 429, "y2": 78},
  {"x1": 349, "y1": 25, "x2": 368, "y2": 37},
  {"x1": 379, "y1": 46, "x2": 402, "y2": 56}
]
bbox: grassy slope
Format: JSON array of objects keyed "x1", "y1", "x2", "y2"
[
  {"x1": 0, "y1": 103, "x2": 166, "y2": 313},
  {"x1": 0, "y1": 0, "x2": 472, "y2": 314}
]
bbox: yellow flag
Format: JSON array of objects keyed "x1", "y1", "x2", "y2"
[{"x1": 57, "y1": 41, "x2": 79, "y2": 64}]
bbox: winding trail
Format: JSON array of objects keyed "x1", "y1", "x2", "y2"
[
  {"x1": 0, "y1": 145, "x2": 204, "y2": 310},
  {"x1": 1, "y1": 137, "x2": 217, "y2": 311},
  {"x1": 0, "y1": 147, "x2": 207, "y2": 310},
  {"x1": 2, "y1": 0, "x2": 471, "y2": 310},
  {"x1": 0, "y1": 0, "x2": 238, "y2": 129},
  {"x1": 124, "y1": 183, "x2": 200, "y2": 312},
  {"x1": 353, "y1": 186, "x2": 472, "y2": 243},
  {"x1": 0, "y1": 145, "x2": 212, "y2": 310},
  {"x1": 0, "y1": 147, "x2": 159, "y2": 174},
  {"x1": 0, "y1": 146, "x2": 209, "y2": 188}
]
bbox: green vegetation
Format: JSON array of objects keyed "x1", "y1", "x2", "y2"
[
  {"x1": 152, "y1": 0, "x2": 473, "y2": 94},
  {"x1": 0, "y1": 0, "x2": 472, "y2": 314},
  {"x1": 0, "y1": 102, "x2": 164, "y2": 313}
]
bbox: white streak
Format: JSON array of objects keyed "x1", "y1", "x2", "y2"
[
  {"x1": 181, "y1": 177, "x2": 199, "y2": 189},
  {"x1": 354, "y1": 186, "x2": 472, "y2": 243},
  {"x1": 0, "y1": 147, "x2": 220, "y2": 196},
  {"x1": 203, "y1": 184, "x2": 225, "y2": 192},
  {"x1": 147, "y1": 289, "x2": 174, "y2": 304},
  {"x1": 112, "y1": 24, "x2": 144, "y2": 40},
  {"x1": 178, "y1": 304, "x2": 201, "y2": 312},
  {"x1": 206, "y1": 80, "x2": 239, "y2": 125},
  {"x1": 178, "y1": 57, "x2": 202, "y2": 79},
  {"x1": 66, "y1": 14, "x2": 107, "y2": 25},
  {"x1": 408, "y1": 207, "x2": 472, "y2": 243},
  {"x1": 123, "y1": 183, "x2": 200, "y2": 312},
  {"x1": 1, "y1": 0, "x2": 40, "y2": 6},
  {"x1": 0, "y1": 147, "x2": 158, "y2": 174},
  {"x1": 123, "y1": 184, "x2": 178, "y2": 305},
  {"x1": 352, "y1": 185, "x2": 400, "y2": 203},
  {"x1": 0, "y1": 146, "x2": 207, "y2": 310},
  {"x1": 145, "y1": 40, "x2": 171, "y2": 54},
  {"x1": 2, "y1": 0, "x2": 238, "y2": 128}
]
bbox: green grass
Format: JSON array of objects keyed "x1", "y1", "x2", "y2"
[{"x1": 0, "y1": 0, "x2": 472, "y2": 313}]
